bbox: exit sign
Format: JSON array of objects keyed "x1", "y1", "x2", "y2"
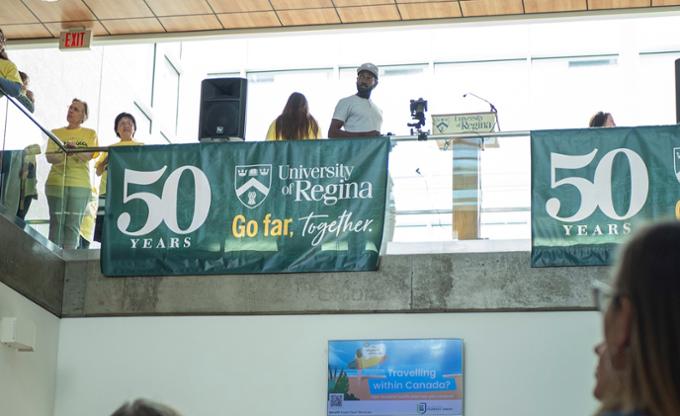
[{"x1": 59, "y1": 29, "x2": 92, "y2": 50}]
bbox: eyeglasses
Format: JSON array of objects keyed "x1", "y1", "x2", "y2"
[{"x1": 592, "y1": 280, "x2": 615, "y2": 312}]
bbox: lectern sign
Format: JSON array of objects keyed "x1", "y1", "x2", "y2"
[
  {"x1": 101, "y1": 139, "x2": 389, "y2": 276},
  {"x1": 531, "y1": 125, "x2": 680, "y2": 267}
]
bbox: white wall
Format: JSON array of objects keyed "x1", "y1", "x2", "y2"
[
  {"x1": 0, "y1": 282, "x2": 60, "y2": 416},
  {"x1": 54, "y1": 311, "x2": 601, "y2": 416}
]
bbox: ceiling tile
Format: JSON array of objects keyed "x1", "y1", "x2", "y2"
[
  {"x1": 278, "y1": 8, "x2": 341, "y2": 25},
  {"x1": 652, "y1": 0, "x2": 680, "y2": 4},
  {"x1": 0, "y1": 0, "x2": 38, "y2": 25},
  {"x1": 335, "y1": 0, "x2": 395, "y2": 5},
  {"x1": 159, "y1": 15, "x2": 223, "y2": 32},
  {"x1": 398, "y1": 2, "x2": 462, "y2": 19},
  {"x1": 337, "y1": 5, "x2": 401, "y2": 22},
  {"x1": 101, "y1": 18, "x2": 165, "y2": 35},
  {"x1": 588, "y1": 0, "x2": 650, "y2": 8},
  {"x1": 22, "y1": 0, "x2": 95, "y2": 22},
  {"x1": 217, "y1": 12, "x2": 281, "y2": 29},
  {"x1": 460, "y1": 0, "x2": 524, "y2": 16},
  {"x1": 145, "y1": 0, "x2": 213, "y2": 16},
  {"x1": 83, "y1": 0, "x2": 153, "y2": 19},
  {"x1": 43, "y1": 21, "x2": 109, "y2": 38},
  {"x1": 271, "y1": 0, "x2": 334, "y2": 9},
  {"x1": 207, "y1": 0, "x2": 273, "y2": 13},
  {"x1": 1, "y1": 24, "x2": 52, "y2": 40},
  {"x1": 524, "y1": 0, "x2": 587, "y2": 12}
]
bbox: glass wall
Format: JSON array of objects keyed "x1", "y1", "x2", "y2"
[{"x1": 3, "y1": 12, "x2": 680, "y2": 246}]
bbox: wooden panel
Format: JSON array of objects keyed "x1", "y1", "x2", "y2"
[
  {"x1": 0, "y1": 0, "x2": 38, "y2": 25},
  {"x1": 335, "y1": 0, "x2": 395, "y2": 5},
  {"x1": 43, "y1": 21, "x2": 109, "y2": 37},
  {"x1": 588, "y1": 0, "x2": 650, "y2": 8},
  {"x1": 460, "y1": 0, "x2": 524, "y2": 16},
  {"x1": 0, "y1": 24, "x2": 52, "y2": 40},
  {"x1": 101, "y1": 18, "x2": 165, "y2": 35},
  {"x1": 145, "y1": 0, "x2": 213, "y2": 16},
  {"x1": 23, "y1": 0, "x2": 95, "y2": 22},
  {"x1": 524, "y1": 0, "x2": 587, "y2": 12},
  {"x1": 337, "y1": 5, "x2": 401, "y2": 22},
  {"x1": 84, "y1": 0, "x2": 153, "y2": 19},
  {"x1": 217, "y1": 12, "x2": 281, "y2": 28},
  {"x1": 278, "y1": 8, "x2": 341, "y2": 25},
  {"x1": 653, "y1": 0, "x2": 680, "y2": 5},
  {"x1": 271, "y1": 0, "x2": 334, "y2": 9},
  {"x1": 207, "y1": 0, "x2": 272, "y2": 13},
  {"x1": 159, "y1": 15, "x2": 223, "y2": 32},
  {"x1": 399, "y1": 2, "x2": 462, "y2": 19}
]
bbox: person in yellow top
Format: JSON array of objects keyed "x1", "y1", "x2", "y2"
[
  {"x1": 94, "y1": 112, "x2": 143, "y2": 243},
  {"x1": 45, "y1": 98, "x2": 99, "y2": 249},
  {"x1": 0, "y1": 28, "x2": 22, "y2": 98},
  {"x1": 266, "y1": 92, "x2": 321, "y2": 140}
]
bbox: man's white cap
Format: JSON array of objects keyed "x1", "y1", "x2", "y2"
[{"x1": 357, "y1": 63, "x2": 379, "y2": 79}]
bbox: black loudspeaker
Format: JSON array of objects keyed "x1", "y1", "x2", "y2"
[{"x1": 198, "y1": 78, "x2": 247, "y2": 140}]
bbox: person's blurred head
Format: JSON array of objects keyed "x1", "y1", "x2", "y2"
[
  {"x1": 600, "y1": 221, "x2": 680, "y2": 415},
  {"x1": 0, "y1": 28, "x2": 8, "y2": 59},
  {"x1": 589, "y1": 112, "x2": 615, "y2": 128},
  {"x1": 282, "y1": 92, "x2": 309, "y2": 117},
  {"x1": 114, "y1": 112, "x2": 137, "y2": 139},
  {"x1": 67, "y1": 98, "x2": 88, "y2": 126},
  {"x1": 356, "y1": 63, "x2": 379, "y2": 99},
  {"x1": 110, "y1": 398, "x2": 182, "y2": 416},
  {"x1": 19, "y1": 71, "x2": 29, "y2": 88}
]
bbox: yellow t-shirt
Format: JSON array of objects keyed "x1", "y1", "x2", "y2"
[
  {"x1": 95, "y1": 139, "x2": 143, "y2": 195},
  {"x1": 0, "y1": 59, "x2": 21, "y2": 84},
  {"x1": 45, "y1": 127, "x2": 99, "y2": 190},
  {"x1": 265, "y1": 120, "x2": 320, "y2": 141}
]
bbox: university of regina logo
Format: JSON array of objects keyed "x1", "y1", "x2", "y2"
[{"x1": 234, "y1": 164, "x2": 272, "y2": 208}]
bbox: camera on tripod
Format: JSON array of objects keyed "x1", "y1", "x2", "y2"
[{"x1": 407, "y1": 98, "x2": 429, "y2": 140}]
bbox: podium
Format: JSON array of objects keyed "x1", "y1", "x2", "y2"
[{"x1": 432, "y1": 112, "x2": 498, "y2": 240}]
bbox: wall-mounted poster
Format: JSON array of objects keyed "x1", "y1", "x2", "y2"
[{"x1": 327, "y1": 339, "x2": 464, "y2": 416}]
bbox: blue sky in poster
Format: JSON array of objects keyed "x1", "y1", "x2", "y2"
[{"x1": 328, "y1": 339, "x2": 463, "y2": 379}]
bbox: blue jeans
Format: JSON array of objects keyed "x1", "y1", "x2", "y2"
[
  {"x1": 0, "y1": 78, "x2": 21, "y2": 98},
  {"x1": 46, "y1": 186, "x2": 90, "y2": 249}
]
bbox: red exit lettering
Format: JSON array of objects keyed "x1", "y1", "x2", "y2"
[{"x1": 64, "y1": 32, "x2": 84, "y2": 48}]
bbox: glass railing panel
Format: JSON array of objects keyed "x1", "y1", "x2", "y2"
[
  {"x1": 389, "y1": 133, "x2": 531, "y2": 244},
  {"x1": 478, "y1": 135, "x2": 531, "y2": 240},
  {"x1": 0, "y1": 94, "x2": 77, "y2": 249}
]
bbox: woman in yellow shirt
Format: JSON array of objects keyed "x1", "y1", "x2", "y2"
[
  {"x1": 93, "y1": 112, "x2": 143, "y2": 242},
  {"x1": 45, "y1": 98, "x2": 98, "y2": 249},
  {"x1": 0, "y1": 28, "x2": 22, "y2": 98},
  {"x1": 266, "y1": 92, "x2": 321, "y2": 140}
]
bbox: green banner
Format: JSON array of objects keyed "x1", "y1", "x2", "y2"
[
  {"x1": 532, "y1": 125, "x2": 680, "y2": 267},
  {"x1": 101, "y1": 139, "x2": 389, "y2": 276}
]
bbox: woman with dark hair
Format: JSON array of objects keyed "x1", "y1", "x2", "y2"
[
  {"x1": 589, "y1": 111, "x2": 616, "y2": 127},
  {"x1": 93, "y1": 112, "x2": 143, "y2": 242},
  {"x1": 0, "y1": 28, "x2": 23, "y2": 98},
  {"x1": 266, "y1": 92, "x2": 321, "y2": 140},
  {"x1": 593, "y1": 221, "x2": 680, "y2": 416}
]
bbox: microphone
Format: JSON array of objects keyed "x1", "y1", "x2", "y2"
[{"x1": 463, "y1": 92, "x2": 497, "y2": 113}]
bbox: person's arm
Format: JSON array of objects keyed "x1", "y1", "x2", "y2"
[
  {"x1": 95, "y1": 153, "x2": 108, "y2": 176},
  {"x1": 16, "y1": 92, "x2": 34, "y2": 113},
  {"x1": 328, "y1": 119, "x2": 380, "y2": 138},
  {"x1": 0, "y1": 77, "x2": 22, "y2": 98}
]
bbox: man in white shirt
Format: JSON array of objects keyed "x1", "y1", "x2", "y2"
[
  {"x1": 328, "y1": 63, "x2": 383, "y2": 138},
  {"x1": 328, "y1": 63, "x2": 393, "y2": 255}
]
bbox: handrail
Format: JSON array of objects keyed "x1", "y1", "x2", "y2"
[
  {"x1": 389, "y1": 130, "x2": 530, "y2": 141},
  {"x1": 1, "y1": 88, "x2": 68, "y2": 153}
]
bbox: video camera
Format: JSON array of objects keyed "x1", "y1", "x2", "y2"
[{"x1": 407, "y1": 98, "x2": 429, "y2": 140}]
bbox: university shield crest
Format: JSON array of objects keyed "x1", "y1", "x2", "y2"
[{"x1": 234, "y1": 164, "x2": 272, "y2": 208}]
